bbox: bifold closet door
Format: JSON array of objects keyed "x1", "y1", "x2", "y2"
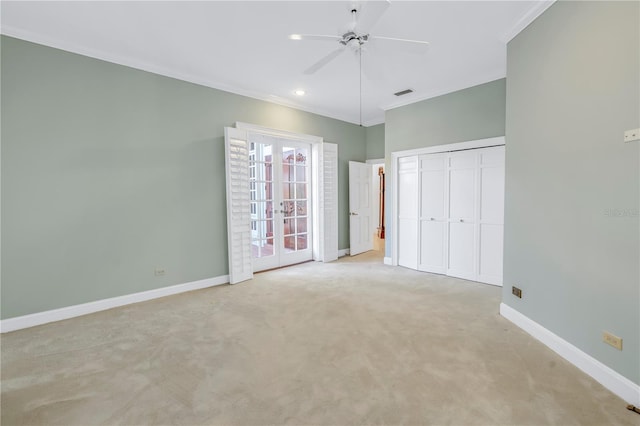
[
  {"x1": 418, "y1": 154, "x2": 447, "y2": 274},
  {"x1": 477, "y1": 147, "x2": 505, "y2": 285},
  {"x1": 447, "y1": 151, "x2": 477, "y2": 281},
  {"x1": 397, "y1": 156, "x2": 418, "y2": 269}
]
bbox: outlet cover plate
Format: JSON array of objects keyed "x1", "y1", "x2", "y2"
[
  {"x1": 603, "y1": 331, "x2": 623, "y2": 350},
  {"x1": 624, "y1": 128, "x2": 640, "y2": 143}
]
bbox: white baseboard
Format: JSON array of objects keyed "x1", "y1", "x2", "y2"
[
  {"x1": 338, "y1": 248, "x2": 350, "y2": 257},
  {"x1": 500, "y1": 303, "x2": 640, "y2": 406},
  {"x1": 0, "y1": 275, "x2": 229, "y2": 333},
  {"x1": 384, "y1": 257, "x2": 392, "y2": 265}
]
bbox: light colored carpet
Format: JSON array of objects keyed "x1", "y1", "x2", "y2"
[{"x1": 1, "y1": 251, "x2": 637, "y2": 425}]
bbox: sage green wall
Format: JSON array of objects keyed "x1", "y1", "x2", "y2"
[
  {"x1": 383, "y1": 79, "x2": 506, "y2": 256},
  {"x1": 1, "y1": 36, "x2": 366, "y2": 319},
  {"x1": 365, "y1": 123, "x2": 385, "y2": 160},
  {"x1": 384, "y1": 79, "x2": 506, "y2": 158},
  {"x1": 504, "y1": 1, "x2": 639, "y2": 385}
]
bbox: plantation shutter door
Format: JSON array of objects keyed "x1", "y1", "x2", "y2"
[
  {"x1": 322, "y1": 143, "x2": 339, "y2": 262},
  {"x1": 224, "y1": 127, "x2": 253, "y2": 284}
]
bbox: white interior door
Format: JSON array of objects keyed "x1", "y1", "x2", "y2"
[
  {"x1": 349, "y1": 161, "x2": 373, "y2": 256},
  {"x1": 447, "y1": 152, "x2": 477, "y2": 281},
  {"x1": 397, "y1": 156, "x2": 419, "y2": 269},
  {"x1": 418, "y1": 154, "x2": 448, "y2": 274},
  {"x1": 249, "y1": 135, "x2": 312, "y2": 271}
]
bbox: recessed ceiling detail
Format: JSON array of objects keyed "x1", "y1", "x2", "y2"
[{"x1": 0, "y1": 1, "x2": 548, "y2": 126}]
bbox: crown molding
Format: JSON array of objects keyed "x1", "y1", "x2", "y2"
[{"x1": 500, "y1": 0, "x2": 556, "y2": 44}]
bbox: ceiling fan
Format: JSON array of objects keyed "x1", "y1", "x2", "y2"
[{"x1": 289, "y1": 1, "x2": 430, "y2": 76}]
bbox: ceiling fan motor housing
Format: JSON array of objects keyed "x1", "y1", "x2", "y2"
[{"x1": 339, "y1": 31, "x2": 369, "y2": 47}]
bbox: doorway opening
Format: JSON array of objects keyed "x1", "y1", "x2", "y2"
[
  {"x1": 348, "y1": 159, "x2": 385, "y2": 257},
  {"x1": 371, "y1": 161, "x2": 385, "y2": 252}
]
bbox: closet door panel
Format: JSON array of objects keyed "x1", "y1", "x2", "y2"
[
  {"x1": 398, "y1": 172, "x2": 418, "y2": 216},
  {"x1": 480, "y1": 166, "x2": 505, "y2": 224},
  {"x1": 418, "y1": 154, "x2": 447, "y2": 273},
  {"x1": 447, "y1": 222, "x2": 475, "y2": 280},
  {"x1": 421, "y1": 170, "x2": 445, "y2": 218},
  {"x1": 449, "y1": 168, "x2": 475, "y2": 220},
  {"x1": 447, "y1": 151, "x2": 477, "y2": 281},
  {"x1": 397, "y1": 157, "x2": 418, "y2": 269},
  {"x1": 398, "y1": 220, "x2": 418, "y2": 269},
  {"x1": 420, "y1": 221, "x2": 446, "y2": 272},
  {"x1": 477, "y1": 146, "x2": 505, "y2": 285},
  {"x1": 478, "y1": 224, "x2": 503, "y2": 285}
]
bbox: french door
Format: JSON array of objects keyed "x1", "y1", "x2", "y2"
[{"x1": 249, "y1": 135, "x2": 312, "y2": 271}]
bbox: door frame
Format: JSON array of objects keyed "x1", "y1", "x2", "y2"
[
  {"x1": 390, "y1": 136, "x2": 505, "y2": 267},
  {"x1": 235, "y1": 122, "x2": 324, "y2": 264}
]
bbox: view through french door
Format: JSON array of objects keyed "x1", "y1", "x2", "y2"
[{"x1": 249, "y1": 133, "x2": 312, "y2": 271}]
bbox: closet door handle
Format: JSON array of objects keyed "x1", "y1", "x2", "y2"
[
  {"x1": 459, "y1": 219, "x2": 464, "y2": 222},
  {"x1": 350, "y1": 212, "x2": 358, "y2": 216},
  {"x1": 430, "y1": 217, "x2": 435, "y2": 221}
]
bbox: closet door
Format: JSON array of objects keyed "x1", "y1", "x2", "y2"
[
  {"x1": 397, "y1": 156, "x2": 419, "y2": 269},
  {"x1": 418, "y1": 154, "x2": 447, "y2": 274},
  {"x1": 477, "y1": 146, "x2": 505, "y2": 285},
  {"x1": 447, "y1": 151, "x2": 478, "y2": 281}
]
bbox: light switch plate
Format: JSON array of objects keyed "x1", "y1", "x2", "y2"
[{"x1": 624, "y1": 128, "x2": 640, "y2": 143}]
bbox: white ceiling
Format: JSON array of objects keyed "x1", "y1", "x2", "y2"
[{"x1": 1, "y1": 1, "x2": 551, "y2": 126}]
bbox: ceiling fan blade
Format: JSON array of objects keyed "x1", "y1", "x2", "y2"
[
  {"x1": 369, "y1": 35, "x2": 430, "y2": 54},
  {"x1": 290, "y1": 34, "x2": 341, "y2": 42},
  {"x1": 355, "y1": 0, "x2": 391, "y2": 34},
  {"x1": 304, "y1": 48, "x2": 345, "y2": 75}
]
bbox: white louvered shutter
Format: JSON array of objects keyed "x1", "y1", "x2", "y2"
[
  {"x1": 224, "y1": 127, "x2": 253, "y2": 284},
  {"x1": 322, "y1": 143, "x2": 339, "y2": 262}
]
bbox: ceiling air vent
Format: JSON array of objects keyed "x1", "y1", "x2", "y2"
[{"x1": 394, "y1": 89, "x2": 414, "y2": 97}]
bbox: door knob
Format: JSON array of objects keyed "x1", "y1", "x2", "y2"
[
  {"x1": 350, "y1": 212, "x2": 358, "y2": 216},
  {"x1": 460, "y1": 219, "x2": 464, "y2": 222},
  {"x1": 430, "y1": 217, "x2": 435, "y2": 221}
]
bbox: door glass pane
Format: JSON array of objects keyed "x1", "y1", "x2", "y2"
[
  {"x1": 296, "y1": 218, "x2": 307, "y2": 233},
  {"x1": 295, "y1": 148, "x2": 307, "y2": 165},
  {"x1": 295, "y1": 183, "x2": 307, "y2": 199},
  {"x1": 284, "y1": 235, "x2": 295, "y2": 253},
  {"x1": 280, "y1": 145, "x2": 309, "y2": 253},
  {"x1": 295, "y1": 165, "x2": 306, "y2": 182},
  {"x1": 296, "y1": 201, "x2": 307, "y2": 216},
  {"x1": 283, "y1": 217, "x2": 294, "y2": 235},
  {"x1": 283, "y1": 200, "x2": 295, "y2": 217},
  {"x1": 298, "y1": 234, "x2": 308, "y2": 250},
  {"x1": 283, "y1": 182, "x2": 292, "y2": 199}
]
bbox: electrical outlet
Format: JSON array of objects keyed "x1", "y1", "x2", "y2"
[
  {"x1": 603, "y1": 331, "x2": 623, "y2": 350},
  {"x1": 154, "y1": 268, "x2": 166, "y2": 277},
  {"x1": 624, "y1": 128, "x2": 640, "y2": 143},
  {"x1": 512, "y1": 286, "x2": 522, "y2": 298}
]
